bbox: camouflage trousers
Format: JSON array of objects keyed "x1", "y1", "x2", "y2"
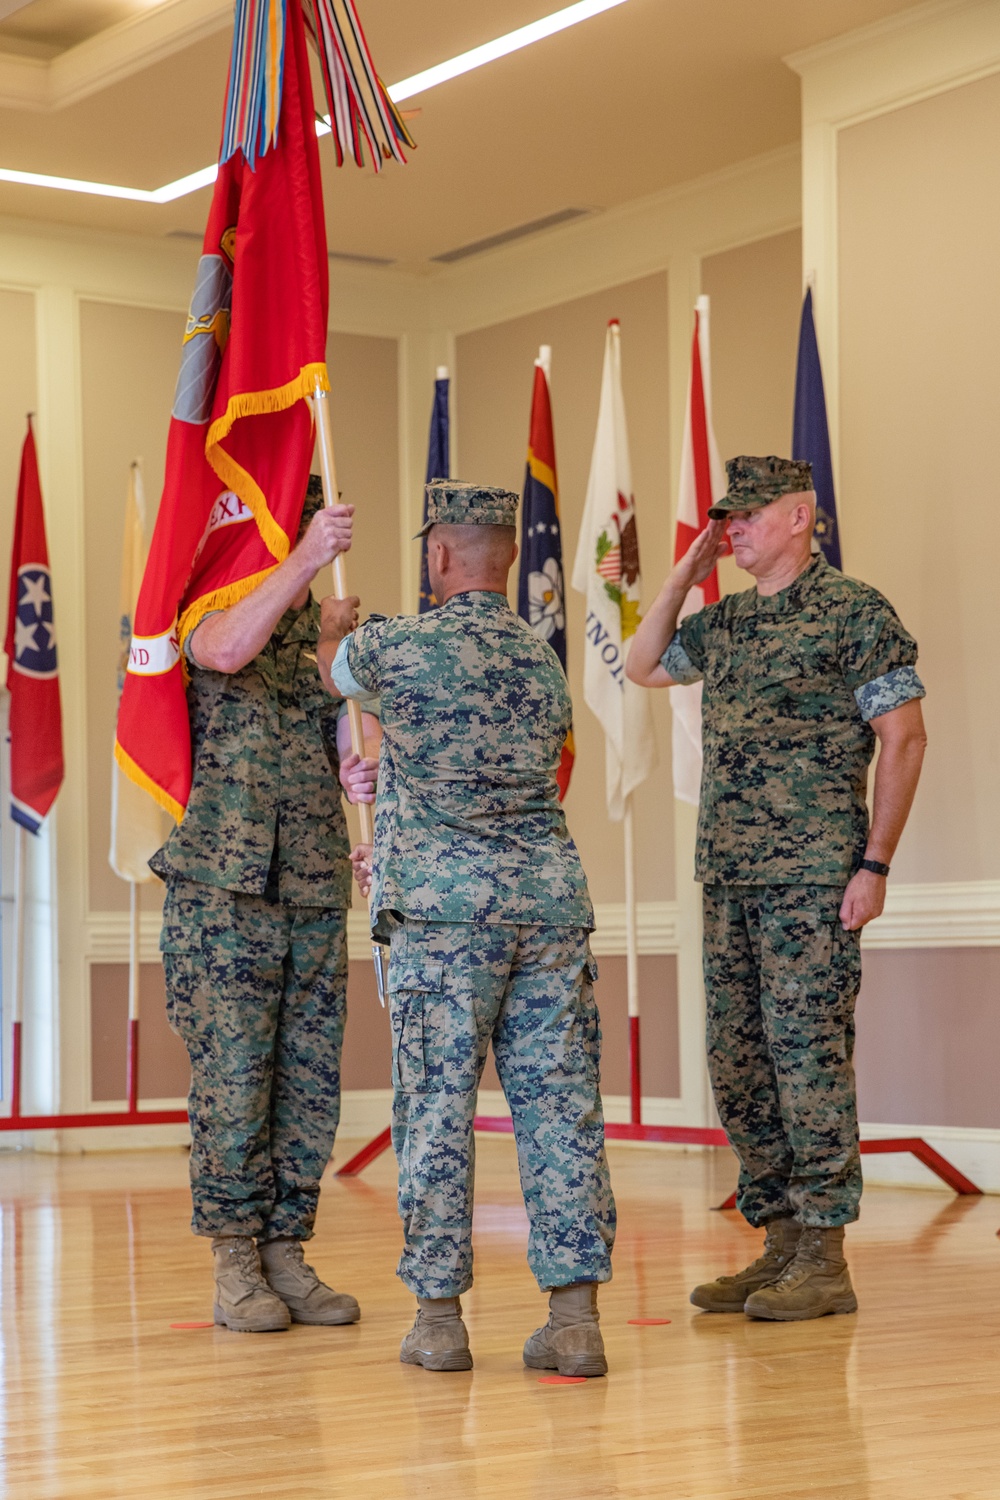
[
  {"x1": 703, "y1": 884, "x2": 863, "y2": 1228},
  {"x1": 387, "y1": 918, "x2": 616, "y2": 1299},
  {"x1": 161, "y1": 878, "x2": 347, "y2": 1242}
]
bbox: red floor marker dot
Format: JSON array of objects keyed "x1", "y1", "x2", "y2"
[
  {"x1": 170, "y1": 1321, "x2": 214, "y2": 1330},
  {"x1": 628, "y1": 1318, "x2": 672, "y2": 1326},
  {"x1": 538, "y1": 1376, "x2": 587, "y2": 1385}
]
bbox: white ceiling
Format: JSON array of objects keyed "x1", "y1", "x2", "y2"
[{"x1": 0, "y1": 0, "x2": 928, "y2": 268}]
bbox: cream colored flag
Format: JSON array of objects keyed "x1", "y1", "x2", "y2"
[
  {"x1": 571, "y1": 320, "x2": 657, "y2": 820},
  {"x1": 110, "y1": 463, "x2": 165, "y2": 882}
]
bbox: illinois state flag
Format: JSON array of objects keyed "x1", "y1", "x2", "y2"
[
  {"x1": 517, "y1": 346, "x2": 574, "y2": 799},
  {"x1": 115, "y1": 0, "x2": 330, "y2": 820},
  {"x1": 571, "y1": 320, "x2": 656, "y2": 820},
  {"x1": 4, "y1": 419, "x2": 64, "y2": 833},
  {"x1": 670, "y1": 296, "x2": 726, "y2": 805}
]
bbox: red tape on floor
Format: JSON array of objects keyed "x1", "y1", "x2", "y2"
[
  {"x1": 628, "y1": 1318, "x2": 671, "y2": 1325},
  {"x1": 538, "y1": 1376, "x2": 588, "y2": 1385}
]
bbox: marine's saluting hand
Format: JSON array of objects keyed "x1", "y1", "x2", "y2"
[
  {"x1": 295, "y1": 503, "x2": 355, "y2": 574},
  {"x1": 672, "y1": 519, "x2": 728, "y2": 590}
]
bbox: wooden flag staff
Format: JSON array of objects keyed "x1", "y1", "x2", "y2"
[{"x1": 311, "y1": 376, "x2": 387, "y2": 1004}]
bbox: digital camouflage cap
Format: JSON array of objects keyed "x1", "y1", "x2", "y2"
[
  {"x1": 415, "y1": 479, "x2": 519, "y2": 538},
  {"x1": 708, "y1": 455, "x2": 814, "y2": 519}
]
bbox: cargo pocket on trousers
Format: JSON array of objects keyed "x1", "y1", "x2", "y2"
[
  {"x1": 159, "y1": 923, "x2": 205, "y2": 1043},
  {"x1": 389, "y1": 959, "x2": 445, "y2": 1094}
]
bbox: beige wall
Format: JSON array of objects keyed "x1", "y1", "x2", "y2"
[
  {"x1": 456, "y1": 273, "x2": 674, "y2": 907},
  {"x1": 839, "y1": 73, "x2": 1000, "y2": 883},
  {"x1": 0, "y1": 289, "x2": 38, "y2": 636},
  {"x1": 701, "y1": 229, "x2": 802, "y2": 599},
  {"x1": 79, "y1": 299, "x2": 184, "y2": 914}
]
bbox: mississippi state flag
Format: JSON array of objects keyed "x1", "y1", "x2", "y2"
[
  {"x1": 114, "y1": 0, "x2": 330, "y2": 821},
  {"x1": 4, "y1": 419, "x2": 64, "y2": 833},
  {"x1": 517, "y1": 347, "x2": 574, "y2": 798},
  {"x1": 669, "y1": 297, "x2": 726, "y2": 805}
]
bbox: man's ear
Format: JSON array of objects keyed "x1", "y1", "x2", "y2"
[{"x1": 791, "y1": 502, "x2": 813, "y2": 536}]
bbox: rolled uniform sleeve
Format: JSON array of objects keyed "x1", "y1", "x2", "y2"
[
  {"x1": 660, "y1": 604, "x2": 718, "y2": 685},
  {"x1": 330, "y1": 617, "x2": 385, "y2": 709},
  {"x1": 838, "y1": 596, "x2": 926, "y2": 722},
  {"x1": 660, "y1": 630, "x2": 702, "y2": 686}
]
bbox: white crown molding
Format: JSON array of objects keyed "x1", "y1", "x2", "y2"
[
  {"x1": 0, "y1": 0, "x2": 231, "y2": 112},
  {"x1": 785, "y1": 0, "x2": 1000, "y2": 129}
]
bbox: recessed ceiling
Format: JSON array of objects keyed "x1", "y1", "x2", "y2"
[{"x1": 0, "y1": 0, "x2": 929, "y2": 269}]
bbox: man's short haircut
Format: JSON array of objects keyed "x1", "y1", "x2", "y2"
[{"x1": 429, "y1": 522, "x2": 516, "y2": 565}]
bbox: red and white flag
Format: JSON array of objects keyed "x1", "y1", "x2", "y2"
[
  {"x1": 670, "y1": 296, "x2": 726, "y2": 805},
  {"x1": 4, "y1": 419, "x2": 64, "y2": 833}
]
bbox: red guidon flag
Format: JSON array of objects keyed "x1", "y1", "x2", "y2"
[
  {"x1": 4, "y1": 418, "x2": 64, "y2": 833},
  {"x1": 114, "y1": 0, "x2": 329, "y2": 820},
  {"x1": 670, "y1": 295, "x2": 727, "y2": 805}
]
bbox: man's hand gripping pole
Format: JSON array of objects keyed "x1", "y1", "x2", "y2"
[{"x1": 312, "y1": 376, "x2": 388, "y2": 1006}]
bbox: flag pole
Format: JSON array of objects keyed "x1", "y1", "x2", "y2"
[
  {"x1": 623, "y1": 794, "x2": 641, "y2": 1125},
  {"x1": 311, "y1": 377, "x2": 386, "y2": 1004},
  {"x1": 10, "y1": 824, "x2": 25, "y2": 1120},
  {"x1": 126, "y1": 881, "x2": 140, "y2": 1113}
]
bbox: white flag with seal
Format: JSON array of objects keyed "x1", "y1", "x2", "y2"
[
  {"x1": 670, "y1": 296, "x2": 727, "y2": 805},
  {"x1": 110, "y1": 462, "x2": 165, "y2": 882},
  {"x1": 571, "y1": 319, "x2": 656, "y2": 820}
]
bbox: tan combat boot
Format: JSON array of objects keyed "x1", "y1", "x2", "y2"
[
  {"x1": 523, "y1": 1283, "x2": 608, "y2": 1378},
  {"x1": 744, "y1": 1226, "x2": 858, "y2": 1321},
  {"x1": 258, "y1": 1238, "x2": 361, "y2": 1326},
  {"x1": 690, "y1": 1217, "x2": 802, "y2": 1312},
  {"x1": 400, "y1": 1296, "x2": 473, "y2": 1372},
  {"x1": 212, "y1": 1236, "x2": 291, "y2": 1332}
]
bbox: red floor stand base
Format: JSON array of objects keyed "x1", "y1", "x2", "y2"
[
  {"x1": 336, "y1": 1126, "x2": 393, "y2": 1176},
  {"x1": 714, "y1": 1137, "x2": 983, "y2": 1211},
  {"x1": 337, "y1": 1118, "x2": 984, "y2": 1209}
]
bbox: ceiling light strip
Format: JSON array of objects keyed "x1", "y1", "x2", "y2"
[{"x1": 0, "y1": 0, "x2": 630, "y2": 205}]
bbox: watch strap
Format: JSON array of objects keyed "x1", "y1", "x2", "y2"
[{"x1": 859, "y1": 858, "x2": 890, "y2": 877}]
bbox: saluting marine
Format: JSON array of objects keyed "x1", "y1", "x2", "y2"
[
  {"x1": 629, "y1": 455, "x2": 927, "y2": 1321},
  {"x1": 318, "y1": 479, "x2": 615, "y2": 1377}
]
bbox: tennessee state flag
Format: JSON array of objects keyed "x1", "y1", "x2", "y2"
[
  {"x1": 516, "y1": 347, "x2": 575, "y2": 800},
  {"x1": 115, "y1": 0, "x2": 329, "y2": 820},
  {"x1": 4, "y1": 419, "x2": 64, "y2": 833}
]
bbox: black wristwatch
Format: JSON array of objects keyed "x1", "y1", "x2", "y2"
[{"x1": 859, "y1": 858, "x2": 890, "y2": 877}]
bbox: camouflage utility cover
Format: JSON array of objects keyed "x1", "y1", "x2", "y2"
[
  {"x1": 332, "y1": 590, "x2": 593, "y2": 933},
  {"x1": 415, "y1": 479, "x2": 519, "y2": 537},
  {"x1": 661, "y1": 555, "x2": 924, "y2": 885},
  {"x1": 708, "y1": 454, "x2": 814, "y2": 518},
  {"x1": 151, "y1": 601, "x2": 351, "y2": 907}
]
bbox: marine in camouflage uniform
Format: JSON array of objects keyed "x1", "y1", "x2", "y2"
[
  {"x1": 631, "y1": 455, "x2": 926, "y2": 1319},
  {"x1": 325, "y1": 480, "x2": 614, "y2": 1376},
  {"x1": 151, "y1": 479, "x2": 370, "y2": 1332}
]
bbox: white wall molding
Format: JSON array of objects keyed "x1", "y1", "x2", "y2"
[
  {"x1": 0, "y1": 0, "x2": 231, "y2": 112},
  {"x1": 789, "y1": 0, "x2": 1000, "y2": 556},
  {"x1": 82, "y1": 880, "x2": 1000, "y2": 966},
  {"x1": 862, "y1": 881, "x2": 1000, "y2": 949}
]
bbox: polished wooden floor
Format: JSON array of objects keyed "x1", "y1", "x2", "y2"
[{"x1": 0, "y1": 1139, "x2": 998, "y2": 1500}]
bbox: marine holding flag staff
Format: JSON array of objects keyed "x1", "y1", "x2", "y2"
[
  {"x1": 152, "y1": 477, "x2": 381, "y2": 1334},
  {"x1": 628, "y1": 455, "x2": 927, "y2": 1322}
]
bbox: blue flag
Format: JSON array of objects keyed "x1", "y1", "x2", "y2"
[
  {"x1": 419, "y1": 372, "x2": 450, "y2": 613},
  {"x1": 792, "y1": 287, "x2": 842, "y2": 570}
]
